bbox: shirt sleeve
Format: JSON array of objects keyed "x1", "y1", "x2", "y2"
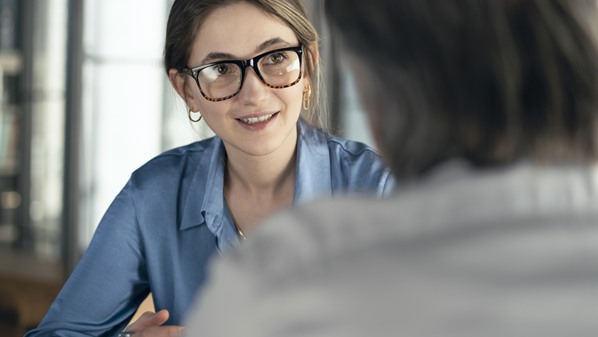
[{"x1": 25, "y1": 179, "x2": 149, "y2": 337}]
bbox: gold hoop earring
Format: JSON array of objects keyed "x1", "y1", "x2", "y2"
[
  {"x1": 303, "y1": 84, "x2": 312, "y2": 111},
  {"x1": 188, "y1": 108, "x2": 202, "y2": 122}
]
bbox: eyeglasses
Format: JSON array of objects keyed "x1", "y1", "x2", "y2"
[{"x1": 184, "y1": 45, "x2": 304, "y2": 102}]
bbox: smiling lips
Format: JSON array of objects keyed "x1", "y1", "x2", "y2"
[{"x1": 238, "y1": 112, "x2": 278, "y2": 125}]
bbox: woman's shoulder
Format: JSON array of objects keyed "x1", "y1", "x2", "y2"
[
  {"x1": 326, "y1": 134, "x2": 380, "y2": 159},
  {"x1": 300, "y1": 122, "x2": 395, "y2": 194},
  {"x1": 157, "y1": 136, "x2": 219, "y2": 159},
  {"x1": 301, "y1": 121, "x2": 381, "y2": 159},
  {"x1": 128, "y1": 136, "x2": 221, "y2": 187}
]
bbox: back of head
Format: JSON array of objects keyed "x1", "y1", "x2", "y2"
[{"x1": 325, "y1": 0, "x2": 598, "y2": 178}]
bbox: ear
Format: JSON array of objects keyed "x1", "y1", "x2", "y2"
[
  {"x1": 304, "y1": 43, "x2": 319, "y2": 83},
  {"x1": 168, "y1": 68, "x2": 200, "y2": 109}
]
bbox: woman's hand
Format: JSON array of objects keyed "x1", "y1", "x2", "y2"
[{"x1": 123, "y1": 309, "x2": 184, "y2": 337}]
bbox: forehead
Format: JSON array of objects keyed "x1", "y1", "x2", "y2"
[{"x1": 191, "y1": 2, "x2": 299, "y2": 61}]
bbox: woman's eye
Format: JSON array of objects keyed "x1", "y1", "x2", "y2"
[
  {"x1": 207, "y1": 64, "x2": 231, "y2": 76},
  {"x1": 267, "y1": 52, "x2": 287, "y2": 64},
  {"x1": 215, "y1": 64, "x2": 230, "y2": 75}
]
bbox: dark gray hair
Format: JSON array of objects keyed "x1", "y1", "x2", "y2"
[{"x1": 326, "y1": 0, "x2": 598, "y2": 178}]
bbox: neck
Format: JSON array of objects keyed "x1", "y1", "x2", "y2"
[
  {"x1": 222, "y1": 129, "x2": 298, "y2": 233},
  {"x1": 224, "y1": 133, "x2": 297, "y2": 197}
]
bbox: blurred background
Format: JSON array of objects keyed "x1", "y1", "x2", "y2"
[{"x1": 0, "y1": 0, "x2": 373, "y2": 335}]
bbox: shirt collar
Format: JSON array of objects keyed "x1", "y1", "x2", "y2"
[
  {"x1": 180, "y1": 137, "x2": 226, "y2": 231},
  {"x1": 179, "y1": 120, "x2": 334, "y2": 232}
]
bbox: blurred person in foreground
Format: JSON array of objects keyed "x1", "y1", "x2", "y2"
[{"x1": 183, "y1": 0, "x2": 598, "y2": 336}]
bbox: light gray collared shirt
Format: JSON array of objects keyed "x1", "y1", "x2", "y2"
[{"x1": 187, "y1": 160, "x2": 598, "y2": 337}]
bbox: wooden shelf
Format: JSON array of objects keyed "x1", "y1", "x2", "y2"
[
  {"x1": 0, "y1": 248, "x2": 64, "y2": 336},
  {"x1": 0, "y1": 248, "x2": 64, "y2": 285}
]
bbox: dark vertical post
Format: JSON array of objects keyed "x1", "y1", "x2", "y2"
[
  {"x1": 63, "y1": 0, "x2": 84, "y2": 276},
  {"x1": 17, "y1": 0, "x2": 33, "y2": 251}
]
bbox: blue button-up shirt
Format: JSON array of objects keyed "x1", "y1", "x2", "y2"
[{"x1": 26, "y1": 121, "x2": 395, "y2": 337}]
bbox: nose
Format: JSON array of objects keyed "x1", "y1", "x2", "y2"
[{"x1": 235, "y1": 66, "x2": 268, "y2": 104}]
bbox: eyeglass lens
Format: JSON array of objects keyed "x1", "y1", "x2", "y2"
[{"x1": 197, "y1": 48, "x2": 301, "y2": 101}]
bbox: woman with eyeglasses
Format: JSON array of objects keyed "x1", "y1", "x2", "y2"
[{"x1": 25, "y1": 1, "x2": 394, "y2": 337}]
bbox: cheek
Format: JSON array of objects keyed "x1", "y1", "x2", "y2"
[
  {"x1": 197, "y1": 100, "x2": 229, "y2": 117},
  {"x1": 280, "y1": 84, "x2": 304, "y2": 111}
]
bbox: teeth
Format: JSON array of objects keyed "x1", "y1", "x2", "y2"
[{"x1": 240, "y1": 113, "x2": 275, "y2": 124}]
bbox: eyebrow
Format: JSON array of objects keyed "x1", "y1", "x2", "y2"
[{"x1": 199, "y1": 37, "x2": 292, "y2": 64}]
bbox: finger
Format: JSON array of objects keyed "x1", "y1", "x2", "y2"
[{"x1": 126, "y1": 310, "x2": 170, "y2": 332}]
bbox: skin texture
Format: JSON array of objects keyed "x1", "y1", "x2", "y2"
[
  {"x1": 170, "y1": 2, "x2": 310, "y2": 232},
  {"x1": 182, "y1": 2, "x2": 305, "y2": 159},
  {"x1": 130, "y1": 3, "x2": 314, "y2": 336},
  {"x1": 124, "y1": 310, "x2": 184, "y2": 337}
]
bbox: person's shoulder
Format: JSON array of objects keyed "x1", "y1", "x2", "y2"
[
  {"x1": 303, "y1": 123, "x2": 381, "y2": 159},
  {"x1": 327, "y1": 134, "x2": 380, "y2": 159},
  {"x1": 308, "y1": 128, "x2": 395, "y2": 193},
  {"x1": 128, "y1": 136, "x2": 219, "y2": 186},
  {"x1": 154, "y1": 136, "x2": 218, "y2": 162}
]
